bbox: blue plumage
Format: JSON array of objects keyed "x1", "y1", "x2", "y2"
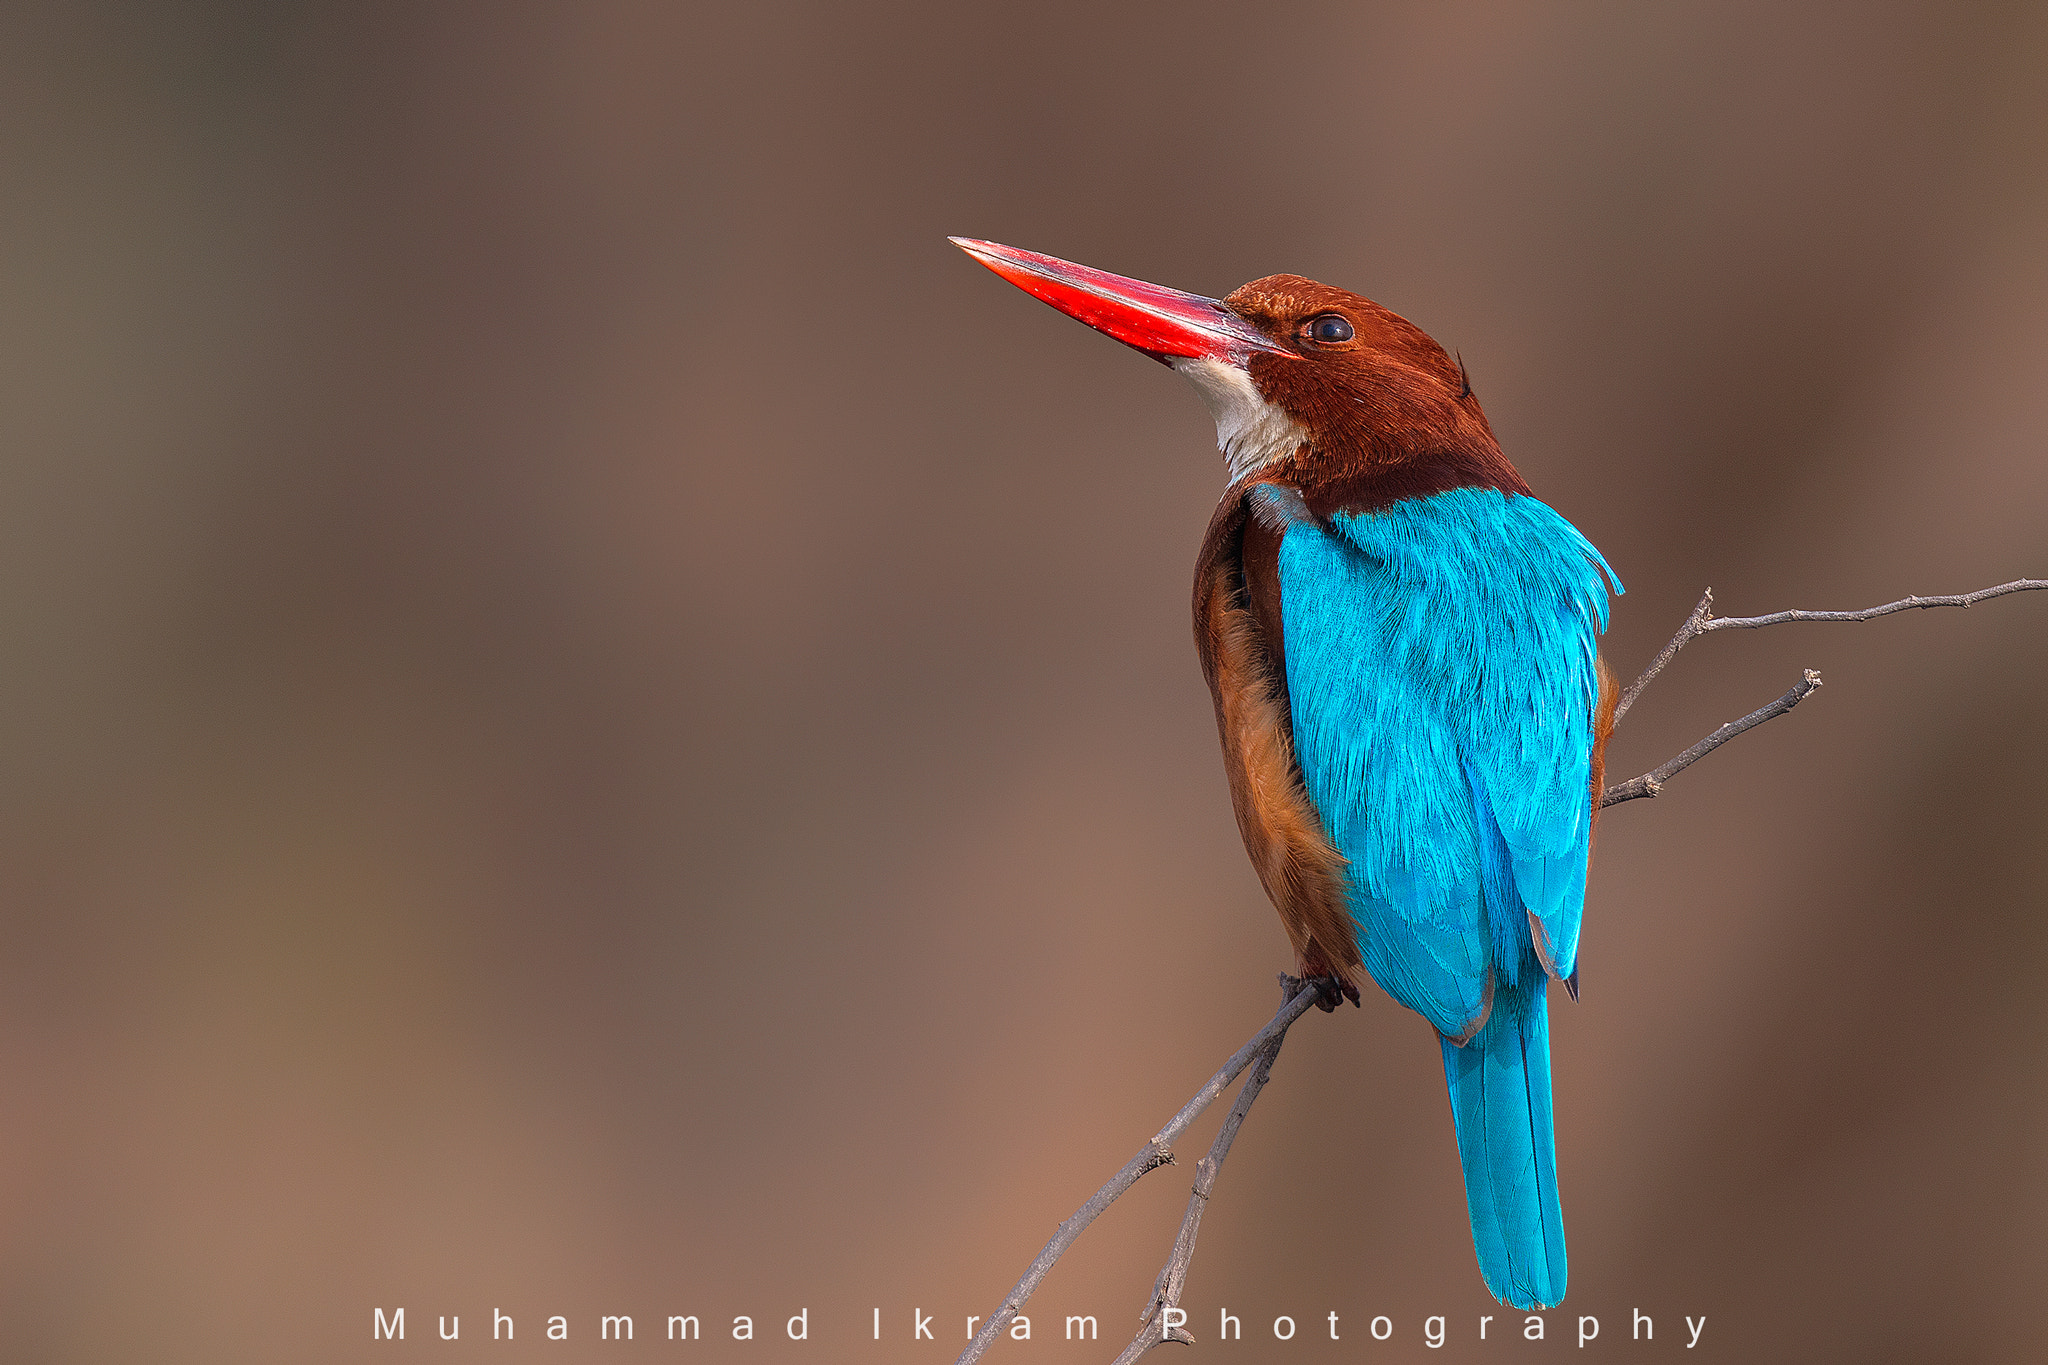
[
  {"x1": 1441, "y1": 974, "x2": 1565, "y2": 1308},
  {"x1": 1276, "y1": 485, "x2": 1618, "y2": 1309}
]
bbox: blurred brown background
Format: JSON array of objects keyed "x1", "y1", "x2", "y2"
[{"x1": 3, "y1": 2, "x2": 2045, "y2": 1361}]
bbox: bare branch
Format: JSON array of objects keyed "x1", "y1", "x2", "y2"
[
  {"x1": 1602, "y1": 670, "x2": 1822, "y2": 806},
  {"x1": 954, "y1": 978, "x2": 1327, "y2": 1365},
  {"x1": 1610, "y1": 579, "x2": 2047, "y2": 728},
  {"x1": 1698, "y1": 578, "x2": 2048, "y2": 631},
  {"x1": 1605, "y1": 577, "x2": 2044, "y2": 800},
  {"x1": 1611, "y1": 588, "x2": 1713, "y2": 728},
  {"x1": 1111, "y1": 978, "x2": 1302, "y2": 1364}
]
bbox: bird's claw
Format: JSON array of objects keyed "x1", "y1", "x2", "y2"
[{"x1": 1281, "y1": 972, "x2": 1361, "y2": 1012}]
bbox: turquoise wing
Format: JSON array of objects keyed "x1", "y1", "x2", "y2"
[{"x1": 1275, "y1": 485, "x2": 1617, "y2": 997}]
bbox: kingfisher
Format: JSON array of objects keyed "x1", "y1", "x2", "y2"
[{"x1": 953, "y1": 238, "x2": 1619, "y2": 1310}]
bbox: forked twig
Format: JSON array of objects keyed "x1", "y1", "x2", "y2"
[
  {"x1": 1602, "y1": 578, "x2": 2046, "y2": 804},
  {"x1": 954, "y1": 978, "x2": 1326, "y2": 1365},
  {"x1": 1109, "y1": 979, "x2": 1301, "y2": 1364}
]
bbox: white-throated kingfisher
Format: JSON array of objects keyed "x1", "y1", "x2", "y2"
[{"x1": 953, "y1": 237, "x2": 1620, "y2": 1310}]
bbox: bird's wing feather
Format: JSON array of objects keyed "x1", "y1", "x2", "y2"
[{"x1": 1274, "y1": 486, "x2": 1617, "y2": 1007}]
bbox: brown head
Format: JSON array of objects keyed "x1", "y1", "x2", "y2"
[{"x1": 952, "y1": 239, "x2": 1527, "y2": 508}]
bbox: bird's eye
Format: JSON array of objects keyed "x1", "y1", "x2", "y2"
[{"x1": 1306, "y1": 314, "x2": 1354, "y2": 345}]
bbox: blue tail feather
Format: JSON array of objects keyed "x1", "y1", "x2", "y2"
[{"x1": 1439, "y1": 975, "x2": 1566, "y2": 1309}]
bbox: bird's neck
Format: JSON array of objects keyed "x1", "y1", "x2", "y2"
[
  {"x1": 1172, "y1": 357, "x2": 1311, "y2": 483},
  {"x1": 1281, "y1": 442, "x2": 1533, "y2": 520}
]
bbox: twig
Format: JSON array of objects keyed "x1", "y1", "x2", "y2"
[
  {"x1": 1603, "y1": 578, "x2": 2046, "y2": 803},
  {"x1": 1702, "y1": 578, "x2": 2048, "y2": 631},
  {"x1": 1602, "y1": 670, "x2": 1822, "y2": 806},
  {"x1": 1110, "y1": 978, "x2": 1301, "y2": 1364},
  {"x1": 1611, "y1": 589, "x2": 1715, "y2": 727},
  {"x1": 953, "y1": 979, "x2": 1328, "y2": 1365},
  {"x1": 1611, "y1": 579, "x2": 2047, "y2": 729}
]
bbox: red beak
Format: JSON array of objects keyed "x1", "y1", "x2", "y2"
[{"x1": 950, "y1": 237, "x2": 1291, "y2": 366}]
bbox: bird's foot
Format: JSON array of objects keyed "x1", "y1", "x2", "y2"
[{"x1": 1280, "y1": 971, "x2": 1360, "y2": 1012}]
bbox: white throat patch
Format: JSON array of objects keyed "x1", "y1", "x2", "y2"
[{"x1": 1171, "y1": 357, "x2": 1308, "y2": 482}]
